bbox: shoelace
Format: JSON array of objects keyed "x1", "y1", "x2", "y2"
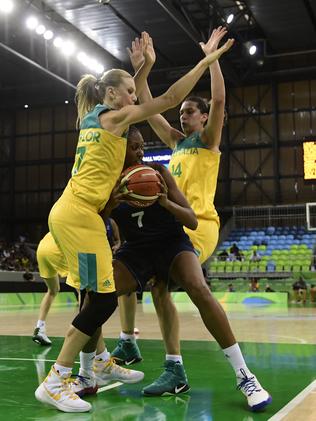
[
  {"x1": 99, "y1": 357, "x2": 132, "y2": 374},
  {"x1": 51, "y1": 377, "x2": 80, "y2": 400},
  {"x1": 67, "y1": 374, "x2": 91, "y2": 387},
  {"x1": 236, "y1": 369, "x2": 261, "y2": 397}
]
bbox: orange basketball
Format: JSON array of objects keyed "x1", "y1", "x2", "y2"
[{"x1": 120, "y1": 164, "x2": 162, "y2": 208}]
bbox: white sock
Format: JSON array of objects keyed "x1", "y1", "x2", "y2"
[
  {"x1": 79, "y1": 351, "x2": 96, "y2": 377},
  {"x1": 37, "y1": 320, "x2": 45, "y2": 329},
  {"x1": 222, "y1": 343, "x2": 251, "y2": 378},
  {"x1": 95, "y1": 349, "x2": 111, "y2": 362},
  {"x1": 166, "y1": 354, "x2": 183, "y2": 364},
  {"x1": 53, "y1": 363, "x2": 72, "y2": 377},
  {"x1": 120, "y1": 331, "x2": 135, "y2": 342}
]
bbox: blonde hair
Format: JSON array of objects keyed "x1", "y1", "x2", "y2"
[{"x1": 75, "y1": 69, "x2": 132, "y2": 127}]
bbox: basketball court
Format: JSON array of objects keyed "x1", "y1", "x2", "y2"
[
  {"x1": 1, "y1": 296, "x2": 316, "y2": 420},
  {"x1": 1, "y1": 0, "x2": 316, "y2": 420}
]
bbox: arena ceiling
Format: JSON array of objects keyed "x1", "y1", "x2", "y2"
[{"x1": 1, "y1": 0, "x2": 316, "y2": 108}]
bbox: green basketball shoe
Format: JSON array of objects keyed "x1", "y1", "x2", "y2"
[
  {"x1": 142, "y1": 361, "x2": 190, "y2": 396},
  {"x1": 110, "y1": 338, "x2": 143, "y2": 366}
]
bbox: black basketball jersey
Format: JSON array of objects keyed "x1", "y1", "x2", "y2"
[{"x1": 111, "y1": 201, "x2": 188, "y2": 247}]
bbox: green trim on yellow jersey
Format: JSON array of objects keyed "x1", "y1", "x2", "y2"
[
  {"x1": 172, "y1": 131, "x2": 209, "y2": 152},
  {"x1": 81, "y1": 104, "x2": 110, "y2": 129}
]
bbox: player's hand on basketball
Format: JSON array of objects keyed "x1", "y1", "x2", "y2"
[
  {"x1": 204, "y1": 38, "x2": 234, "y2": 65},
  {"x1": 156, "y1": 172, "x2": 169, "y2": 207},
  {"x1": 200, "y1": 26, "x2": 227, "y2": 55},
  {"x1": 128, "y1": 37, "x2": 145, "y2": 72},
  {"x1": 108, "y1": 179, "x2": 133, "y2": 210},
  {"x1": 112, "y1": 243, "x2": 121, "y2": 254},
  {"x1": 141, "y1": 32, "x2": 156, "y2": 67}
]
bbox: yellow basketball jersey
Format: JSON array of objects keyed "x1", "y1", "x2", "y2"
[
  {"x1": 169, "y1": 132, "x2": 220, "y2": 224},
  {"x1": 68, "y1": 104, "x2": 127, "y2": 212}
]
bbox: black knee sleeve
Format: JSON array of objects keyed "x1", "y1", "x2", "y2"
[{"x1": 72, "y1": 291, "x2": 117, "y2": 336}]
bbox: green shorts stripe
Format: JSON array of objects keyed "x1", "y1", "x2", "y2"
[{"x1": 78, "y1": 253, "x2": 97, "y2": 291}]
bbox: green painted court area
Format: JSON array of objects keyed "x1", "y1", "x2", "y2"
[{"x1": 1, "y1": 336, "x2": 316, "y2": 420}]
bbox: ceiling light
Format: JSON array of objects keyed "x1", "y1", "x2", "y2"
[
  {"x1": 24, "y1": 104, "x2": 29, "y2": 109},
  {"x1": 53, "y1": 37, "x2": 63, "y2": 48},
  {"x1": 65, "y1": 100, "x2": 69, "y2": 104},
  {"x1": 62, "y1": 40, "x2": 75, "y2": 56},
  {"x1": 87, "y1": 58, "x2": 98, "y2": 71},
  {"x1": 43, "y1": 30, "x2": 54, "y2": 40},
  {"x1": 0, "y1": 0, "x2": 14, "y2": 13},
  {"x1": 26, "y1": 16, "x2": 38, "y2": 30},
  {"x1": 95, "y1": 63, "x2": 104, "y2": 74},
  {"x1": 226, "y1": 14, "x2": 234, "y2": 24},
  {"x1": 77, "y1": 51, "x2": 87, "y2": 63},
  {"x1": 249, "y1": 44, "x2": 257, "y2": 55},
  {"x1": 36, "y1": 24, "x2": 46, "y2": 35}
]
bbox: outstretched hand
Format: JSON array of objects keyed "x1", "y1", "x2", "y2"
[
  {"x1": 127, "y1": 31, "x2": 156, "y2": 72},
  {"x1": 203, "y1": 37, "x2": 234, "y2": 66},
  {"x1": 200, "y1": 26, "x2": 228, "y2": 55}
]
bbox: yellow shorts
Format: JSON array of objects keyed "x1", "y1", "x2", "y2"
[
  {"x1": 37, "y1": 232, "x2": 68, "y2": 279},
  {"x1": 48, "y1": 188, "x2": 115, "y2": 293},
  {"x1": 184, "y1": 218, "x2": 219, "y2": 264}
]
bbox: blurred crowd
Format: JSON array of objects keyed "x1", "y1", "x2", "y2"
[{"x1": 0, "y1": 236, "x2": 38, "y2": 272}]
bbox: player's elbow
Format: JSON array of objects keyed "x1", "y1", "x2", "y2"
[{"x1": 187, "y1": 211, "x2": 198, "y2": 230}]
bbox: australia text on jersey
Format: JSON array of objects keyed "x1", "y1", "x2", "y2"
[{"x1": 172, "y1": 147, "x2": 199, "y2": 157}]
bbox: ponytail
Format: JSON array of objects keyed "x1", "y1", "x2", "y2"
[
  {"x1": 75, "y1": 74, "x2": 102, "y2": 127},
  {"x1": 75, "y1": 69, "x2": 133, "y2": 127}
]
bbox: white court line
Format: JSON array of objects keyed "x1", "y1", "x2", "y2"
[
  {"x1": 97, "y1": 382, "x2": 123, "y2": 393},
  {"x1": 0, "y1": 357, "x2": 79, "y2": 363},
  {"x1": 268, "y1": 380, "x2": 316, "y2": 421},
  {"x1": 268, "y1": 335, "x2": 307, "y2": 344}
]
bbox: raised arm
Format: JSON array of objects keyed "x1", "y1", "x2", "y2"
[
  {"x1": 199, "y1": 26, "x2": 227, "y2": 151},
  {"x1": 102, "y1": 37, "x2": 234, "y2": 134},
  {"x1": 129, "y1": 33, "x2": 184, "y2": 149},
  {"x1": 130, "y1": 35, "x2": 155, "y2": 97}
]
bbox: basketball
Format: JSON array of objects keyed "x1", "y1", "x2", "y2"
[{"x1": 120, "y1": 164, "x2": 162, "y2": 208}]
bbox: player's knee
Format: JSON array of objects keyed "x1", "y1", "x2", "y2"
[
  {"x1": 47, "y1": 287, "x2": 59, "y2": 297},
  {"x1": 72, "y1": 291, "x2": 117, "y2": 336},
  {"x1": 46, "y1": 281, "x2": 60, "y2": 296},
  {"x1": 182, "y1": 277, "x2": 210, "y2": 301}
]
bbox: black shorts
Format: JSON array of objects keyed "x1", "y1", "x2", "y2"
[{"x1": 114, "y1": 235, "x2": 195, "y2": 292}]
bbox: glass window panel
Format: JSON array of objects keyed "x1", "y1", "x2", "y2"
[
  {"x1": 40, "y1": 108, "x2": 53, "y2": 132},
  {"x1": 54, "y1": 133, "x2": 66, "y2": 158},
  {"x1": 293, "y1": 81, "x2": 309, "y2": 109},
  {"x1": 16, "y1": 110, "x2": 28, "y2": 135},
  {"x1": 66, "y1": 132, "x2": 77, "y2": 158},
  {"x1": 279, "y1": 113, "x2": 295, "y2": 141},
  {"x1": 15, "y1": 166, "x2": 27, "y2": 191},
  {"x1": 53, "y1": 164, "x2": 67, "y2": 190},
  {"x1": 27, "y1": 166, "x2": 39, "y2": 190},
  {"x1": 39, "y1": 165, "x2": 51, "y2": 190},
  {"x1": 15, "y1": 137, "x2": 28, "y2": 161},
  {"x1": 28, "y1": 135, "x2": 40, "y2": 160},
  {"x1": 29, "y1": 109, "x2": 40, "y2": 133},
  {"x1": 278, "y1": 82, "x2": 294, "y2": 110},
  {"x1": 39, "y1": 135, "x2": 52, "y2": 159}
]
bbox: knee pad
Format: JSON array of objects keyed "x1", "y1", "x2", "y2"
[{"x1": 72, "y1": 291, "x2": 117, "y2": 336}]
